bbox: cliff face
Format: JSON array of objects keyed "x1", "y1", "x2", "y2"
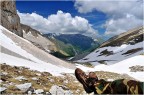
[{"x1": 0, "y1": 0, "x2": 23, "y2": 37}]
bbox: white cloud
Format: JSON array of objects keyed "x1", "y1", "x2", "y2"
[
  {"x1": 75, "y1": 0, "x2": 143, "y2": 36},
  {"x1": 104, "y1": 14, "x2": 143, "y2": 35},
  {"x1": 18, "y1": 10, "x2": 98, "y2": 38}
]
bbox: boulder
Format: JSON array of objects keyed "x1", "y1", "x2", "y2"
[
  {"x1": 34, "y1": 89, "x2": 44, "y2": 94},
  {"x1": 31, "y1": 77, "x2": 38, "y2": 81},
  {"x1": 0, "y1": 87, "x2": 7, "y2": 93},
  {"x1": 15, "y1": 76, "x2": 26, "y2": 81},
  {"x1": 15, "y1": 83, "x2": 32, "y2": 92},
  {"x1": 49, "y1": 85, "x2": 73, "y2": 95}
]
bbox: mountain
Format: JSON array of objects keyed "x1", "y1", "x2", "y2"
[
  {"x1": 21, "y1": 24, "x2": 58, "y2": 53},
  {"x1": 0, "y1": 25, "x2": 75, "y2": 76},
  {"x1": 43, "y1": 33, "x2": 100, "y2": 58},
  {"x1": 54, "y1": 34, "x2": 100, "y2": 51},
  {"x1": 77, "y1": 26, "x2": 144, "y2": 65},
  {"x1": 100, "y1": 27, "x2": 143, "y2": 47},
  {"x1": 21, "y1": 24, "x2": 76, "y2": 59}
]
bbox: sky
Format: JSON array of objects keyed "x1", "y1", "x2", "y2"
[{"x1": 16, "y1": 0, "x2": 143, "y2": 39}]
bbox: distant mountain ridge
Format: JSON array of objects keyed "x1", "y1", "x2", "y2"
[
  {"x1": 43, "y1": 33, "x2": 100, "y2": 58},
  {"x1": 54, "y1": 34, "x2": 99, "y2": 51}
]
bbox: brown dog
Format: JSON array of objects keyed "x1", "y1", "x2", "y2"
[{"x1": 75, "y1": 68, "x2": 143, "y2": 94}]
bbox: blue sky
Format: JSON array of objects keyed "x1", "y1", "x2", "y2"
[
  {"x1": 16, "y1": 0, "x2": 143, "y2": 39},
  {"x1": 16, "y1": 1, "x2": 107, "y2": 35}
]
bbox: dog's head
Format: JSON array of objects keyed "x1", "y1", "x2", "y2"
[{"x1": 75, "y1": 68, "x2": 98, "y2": 93}]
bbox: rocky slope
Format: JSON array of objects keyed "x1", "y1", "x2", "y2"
[
  {"x1": 78, "y1": 26, "x2": 144, "y2": 65},
  {"x1": 0, "y1": 25, "x2": 75, "y2": 75},
  {"x1": 21, "y1": 24, "x2": 76, "y2": 59},
  {"x1": 1, "y1": 0, "x2": 23, "y2": 37},
  {"x1": 0, "y1": 63, "x2": 135, "y2": 94},
  {"x1": 100, "y1": 26, "x2": 143, "y2": 47},
  {"x1": 21, "y1": 24, "x2": 57, "y2": 53}
]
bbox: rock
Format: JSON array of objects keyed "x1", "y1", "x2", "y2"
[
  {"x1": 16, "y1": 83, "x2": 32, "y2": 92},
  {"x1": 63, "y1": 80, "x2": 68, "y2": 84},
  {"x1": 15, "y1": 76, "x2": 26, "y2": 81},
  {"x1": 34, "y1": 89, "x2": 44, "y2": 94},
  {"x1": 0, "y1": 72, "x2": 8, "y2": 76},
  {"x1": 9, "y1": 82, "x2": 15, "y2": 86},
  {"x1": 21, "y1": 24, "x2": 40, "y2": 37},
  {"x1": 74, "y1": 80, "x2": 79, "y2": 83},
  {"x1": 31, "y1": 77, "x2": 38, "y2": 81},
  {"x1": 1, "y1": 0, "x2": 23, "y2": 37},
  {"x1": 49, "y1": 85, "x2": 73, "y2": 95},
  {"x1": 2, "y1": 72, "x2": 8, "y2": 75},
  {"x1": 0, "y1": 80, "x2": 3, "y2": 83},
  {"x1": 129, "y1": 65, "x2": 144, "y2": 72},
  {"x1": 0, "y1": 87, "x2": 7, "y2": 93},
  {"x1": 107, "y1": 79, "x2": 114, "y2": 81},
  {"x1": 27, "y1": 87, "x2": 35, "y2": 94},
  {"x1": 59, "y1": 85, "x2": 69, "y2": 90},
  {"x1": 49, "y1": 78, "x2": 54, "y2": 83},
  {"x1": 36, "y1": 73, "x2": 41, "y2": 76},
  {"x1": 0, "y1": 73, "x2": 3, "y2": 76},
  {"x1": 75, "y1": 89, "x2": 80, "y2": 93},
  {"x1": 28, "y1": 91, "x2": 32, "y2": 95},
  {"x1": 2, "y1": 84, "x2": 9, "y2": 87},
  {"x1": 46, "y1": 92, "x2": 52, "y2": 95}
]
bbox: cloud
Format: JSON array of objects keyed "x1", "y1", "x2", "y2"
[
  {"x1": 104, "y1": 14, "x2": 143, "y2": 35},
  {"x1": 75, "y1": 0, "x2": 143, "y2": 36},
  {"x1": 18, "y1": 10, "x2": 98, "y2": 38}
]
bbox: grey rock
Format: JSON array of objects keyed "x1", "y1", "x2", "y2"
[
  {"x1": 49, "y1": 78, "x2": 54, "y2": 83},
  {"x1": 1, "y1": 0, "x2": 23, "y2": 37},
  {"x1": 0, "y1": 80, "x2": 3, "y2": 83},
  {"x1": 0, "y1": 72, "x2": 8, "y2": 76},
  {"x1": 2, "y1": 72, "x2": 8, "y2": 75},
  {"x1": 46, "y1": 92, "x2": 52, "y2": 95},
  {"x1": 15, "y1": 76, "x2": 26, "y2": 81},
  {"x1": 34, "y1": 89, "x2": 44, "y2": 94},
  {"x1": 129, "y1": 65, "x2": 144, "y2": 72},
  {"x1": 31, "y1": 77, "x2": 38, "y2": 81},
  {"x1": 63, "y1": 80, "x2": 68, "y2": 84},
  {"x1": 28, "y1": 91, "x2": 32, "y2": 95},
  {"x1": 49, "y1": 85, "x2": 73, "y2": 95},
  {"x1": 16, "y1": 83, "x2": 32, "y2": 92},
  {"x1": 0, "y1": 87, "x2": 7, "y2": 93}
]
